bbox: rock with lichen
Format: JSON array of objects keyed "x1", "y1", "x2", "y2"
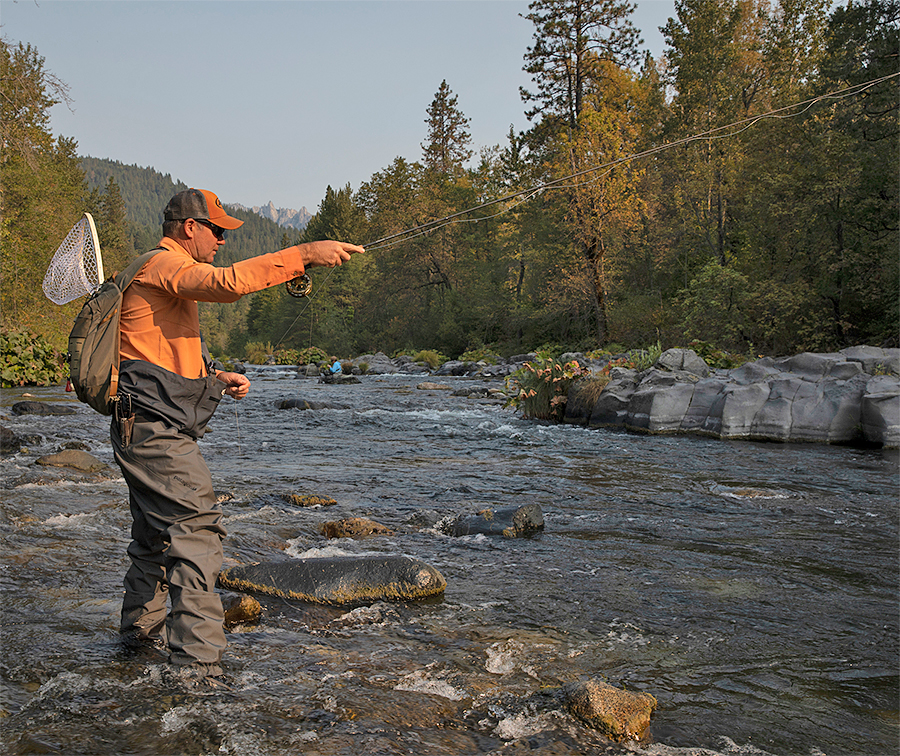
[
  {"x1": 564, "y1": 678, "x2": 657, "y2": 742},
  {"x1": 322, "y1": 517, "x2": 393, "y2": 539}
]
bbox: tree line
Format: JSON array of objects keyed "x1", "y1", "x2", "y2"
[{"x1": 2, "y1": 0, "x2": 897, "y2": 364}]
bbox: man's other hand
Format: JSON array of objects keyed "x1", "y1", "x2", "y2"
[{"x1": 216, "y1": 371, "x2": 251, "y2": 400}]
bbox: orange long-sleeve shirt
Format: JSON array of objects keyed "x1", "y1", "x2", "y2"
[{"x1": 119, "y1": 238, "x2": 306, "y2": 378}]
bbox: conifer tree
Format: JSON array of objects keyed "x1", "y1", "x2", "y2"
[{"x1": 421, "y1": 80, "x2": 473, "y2": 176}]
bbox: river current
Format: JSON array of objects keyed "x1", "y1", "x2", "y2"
[{"x1": 1, "y1": 368, "x2": 897, "y2": 756}]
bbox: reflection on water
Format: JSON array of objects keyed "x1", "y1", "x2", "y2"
[{"x1": 1, "y1": 373, "x2": 897, "y2": 755}]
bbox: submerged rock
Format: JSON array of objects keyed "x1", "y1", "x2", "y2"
[
  {"x1": 322, "y1": 517, "x2": 394, "y2": 539},
  {"x1": 220, "y1": 592, "x2": 262, "y2": 626},
  {"x1": 416, "y1": 382, "x2": 453, "y2": 391},
  {"x1": 35, "y1": 449, "x2": 106, "y2": 473},
  {"x1": 217, "y1": 554, "x2": 446, "y2": 605},
  {"x1": 1, "y1": 426, "x2": 35, "y2": 455},
  {"x1": 564, "y1": 678, "x2": 657, "y2": 741},
  {"x1": 277, "y1": 398, "x2": 350, "y2": 410},
  {"x1": 444, "y1": 503, "x2": 544, "y2": 538},
  {"x1": 12, "y1": 400, "x2": 76, "y2": 416},
  {"x1": 280, "y1": 493, "x2": 338, "y2": 508}
]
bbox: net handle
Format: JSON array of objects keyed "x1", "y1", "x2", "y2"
[{"x1": 82, "y1": 213, "x2": 104, "y2": 285}]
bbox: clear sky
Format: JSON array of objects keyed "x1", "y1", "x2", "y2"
[{"x1": 1, "y1": 0, "x2": 675, "y2": 213}]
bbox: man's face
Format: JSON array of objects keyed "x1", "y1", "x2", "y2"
[{"x1": 184, "y1": 218, "x2": 226, "y2": 264}]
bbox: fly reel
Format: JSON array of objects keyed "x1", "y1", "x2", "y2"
[{"x1": 285, "y1": 273, "x2": 312, "y2": 298}]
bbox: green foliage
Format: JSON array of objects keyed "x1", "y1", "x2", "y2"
[
  {"x1": 687, "y1": 340, "x2": 748, "y2": 370},
  {"x1": 273, "y1": 348, "x2": 301, "y2": 365},
  {"x1": 244, "y1": 341, "x2": 273, "y2": 365},
  {"x1": 1, "y1": 328, "x2": 66, "y2": 387},
  {"x1": 458, "y1": 346, "x2": 499, "y2": 364},
  {"x1": 505, "y1": 357, "x2": 591, "y2": 422},
  {"x1": 273, "y1": 346, "x2": 329, "y2": 365},
  {"x1": 629, "y1": 340, "x2": 662, "y2": 372}
]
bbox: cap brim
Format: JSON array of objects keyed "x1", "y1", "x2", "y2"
[{"x1": 210, "y1": 214, "x2": 244, "y2": 230}]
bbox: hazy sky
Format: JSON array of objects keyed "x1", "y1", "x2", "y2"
[{"x1": 2, "y1": 0, "x2": 675, "y2": 212}]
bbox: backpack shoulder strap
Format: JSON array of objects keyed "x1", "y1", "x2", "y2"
[{"x1": 113, "y1": 247, "x2": 165, "y2": 290}]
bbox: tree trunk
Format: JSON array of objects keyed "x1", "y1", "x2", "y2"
[{"x1": 583, "y1": 237, "x2": 609, "y2": 344}]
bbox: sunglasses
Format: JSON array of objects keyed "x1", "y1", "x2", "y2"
[{"x1": 194, "y1": 218, "x2": 226, "y2": 240}]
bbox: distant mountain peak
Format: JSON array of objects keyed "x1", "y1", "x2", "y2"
[{"x1": 231, "y1": 202, "x2": 311, "y2": 231}]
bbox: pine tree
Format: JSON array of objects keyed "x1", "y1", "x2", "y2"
[
  {"x1": 521, "y1": 0, "x2": 641, "y2": 131},
  {"x1": 421, "y1": 80, "x2": 473, "y2": 176}
]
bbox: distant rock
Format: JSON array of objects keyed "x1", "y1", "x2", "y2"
[{"x1": 277, "y1": 398, "x2": 350, "y2": 410}]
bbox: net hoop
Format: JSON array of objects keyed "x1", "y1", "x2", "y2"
[{"x1": 42, "y1": 213, "x2": 105, "y2": 305}]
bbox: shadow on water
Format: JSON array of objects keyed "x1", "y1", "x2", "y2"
[{"x1": 1, "y1": 376, "x2": 898, "y2": 755}]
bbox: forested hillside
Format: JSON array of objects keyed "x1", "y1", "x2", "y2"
[
  {"x1": 2, "y1": 1, "x2": 897, "y2": 364},
  {"x1": 79, "y1": 156, "x2": 303, "y2": 354}
]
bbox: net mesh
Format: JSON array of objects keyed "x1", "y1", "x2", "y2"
[{"x1": 42, "y1": 213, "x2": 104, "y2": 305}]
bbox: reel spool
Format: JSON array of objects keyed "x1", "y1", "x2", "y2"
[{"x1": 285, "y1": 274, "x2": 312, "y2": 298}]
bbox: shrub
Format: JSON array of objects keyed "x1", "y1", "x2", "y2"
[
  {"x1": 273, "y1": 348, "x2": 301, "y2": 365},
  {"x1": 1, "y1": 328, "x2": 66, "y2": 388},
  {"x1": 505, "y1": 357, "x2": 591, "y2": 422},
  {"x1": 629, "y1": 340, "x2": 662, "y2": 371},
  {"x1": 458, "y1": 346, "x2": 499, "y2": 364},
  {"x1": 244, "y1": 341, "x2": 273, "y2": 365},
  {"x1": 413, "y1": 349, "x2": 447, "y2": 369},
  {"x1": 296, "y1": 346, "x2": 330, "y2": 365},
  {"x1": 687, "y1": 340, "x2": 748, "y2": 370}
]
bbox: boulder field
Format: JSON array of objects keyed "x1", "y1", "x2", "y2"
[{"x1": 564, "y1": 346, "x2": 899, "y2": 448}]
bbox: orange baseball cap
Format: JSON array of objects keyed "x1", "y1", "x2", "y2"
[{"x1": 164, "y1": 188, "x2": 244, "y2": 230}]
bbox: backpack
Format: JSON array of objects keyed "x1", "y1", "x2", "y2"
[{"x1": 67, "y1": 248, "x2": 162, "y2": 415}]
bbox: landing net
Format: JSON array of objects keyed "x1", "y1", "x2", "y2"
[{"x1": 42, "y1": 213, "x2": 105, "y2": 305}]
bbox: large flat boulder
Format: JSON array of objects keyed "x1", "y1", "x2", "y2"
[{"x1": 217, "y1": 554, "x2": 446, "y2": 605}]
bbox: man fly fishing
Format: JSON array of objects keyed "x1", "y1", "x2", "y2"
[{"x1": 112, "y1": 188, "x2": 364, "y2": 686}]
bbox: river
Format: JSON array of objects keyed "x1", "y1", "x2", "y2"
[{"x1": 1, "y1": 369, "x2": 897, "y2": 756}]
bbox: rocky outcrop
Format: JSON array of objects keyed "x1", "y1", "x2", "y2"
[
  {"x1": 353, "y1": 352, "x2": 541, "y2": 378},
  {"x1": 565, "y1": 346, "x2": 900, "y2": 448}
]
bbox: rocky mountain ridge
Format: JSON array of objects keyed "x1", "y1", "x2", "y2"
[{"x1": 230, "y1": 201, "x2": 312, "y2": 231}]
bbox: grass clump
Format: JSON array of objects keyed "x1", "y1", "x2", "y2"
[{"x1": 413, "y1": 349, "x2": 447, "y2": 369}]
